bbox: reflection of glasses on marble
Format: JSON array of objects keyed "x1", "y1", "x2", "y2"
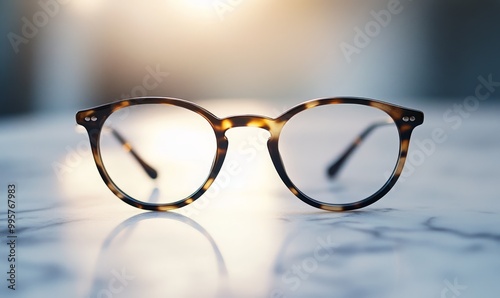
[
  {"x1": 76, "y1": 97, "x2": 424, "y2": 211},
  {"x1": 87, "y1": 212, "x2": 229, "y2": 297}
]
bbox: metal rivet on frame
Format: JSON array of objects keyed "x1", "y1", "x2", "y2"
[
  {"x1": 84, "y1": 116, "x2": 98, "y2": 122},
  {"x1": 402, "y1": 116, "x2": 417, "y2": 122}
]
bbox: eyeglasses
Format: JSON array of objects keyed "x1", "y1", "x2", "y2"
[{"x1": 76, "y1": 97, "x2": 423, "y2": 212}]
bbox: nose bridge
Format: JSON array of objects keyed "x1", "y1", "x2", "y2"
[
  {"x1": 218, "y1": 115, "x2": 286, "y2": 139},
  {"x1": 221, "y1": 115, "x2": 274, "y2": 131}
]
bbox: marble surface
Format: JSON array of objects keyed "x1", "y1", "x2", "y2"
[{"x1": 0, "y1": 100, "x2": 499, "y2": 298}]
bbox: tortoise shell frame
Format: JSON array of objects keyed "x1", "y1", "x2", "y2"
[{"x1": 76, "y1": 97, "x2": 424, "y2": 212}]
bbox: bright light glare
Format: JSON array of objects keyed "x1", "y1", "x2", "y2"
[
  {"x1": 170, "y1": 0, "x2": 215, "y2": 19},
  {"x1": 69, "y1": 0, "x2": 105, "y2": 17}
]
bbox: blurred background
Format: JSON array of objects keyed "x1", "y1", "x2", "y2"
[
  {"x1": 1, "y1": 0, "x2": 499, "y2": 117},
  {"x1": 1, "y1": 2, "x2": 499, "y2": 297}
]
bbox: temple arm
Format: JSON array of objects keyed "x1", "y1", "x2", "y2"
[
  {"x1": 326, "y1": 119, "x2": 393, "y2": 179},
  {"x1": 108, "y1": 127, "x2": 158, "y2": 179}
]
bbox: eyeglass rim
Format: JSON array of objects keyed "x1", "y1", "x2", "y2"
[{"x1": 76, "y1": 96, "x2": 424, "y2": 212}]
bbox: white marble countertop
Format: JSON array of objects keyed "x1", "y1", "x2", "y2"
[{"x1": 0, "y1": 100, "x2": 499, "y2": 298}]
